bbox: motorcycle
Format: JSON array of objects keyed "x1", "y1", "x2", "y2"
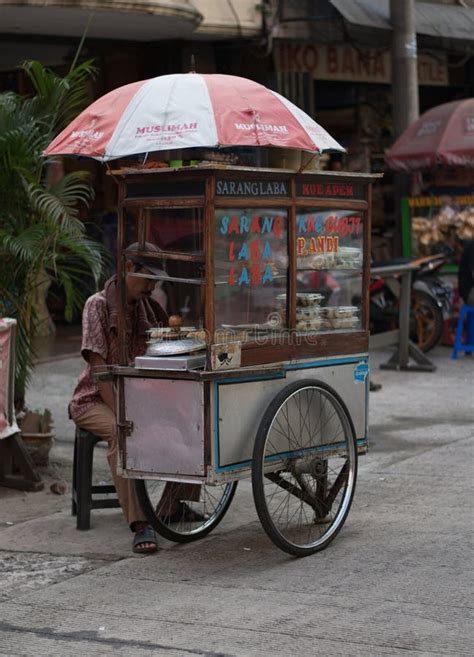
[{"x1": 369, "y1": 254, "x2": 453, "y2": 352}]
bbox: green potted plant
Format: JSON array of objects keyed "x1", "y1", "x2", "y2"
[{"x1": 0, "y1": 58, "x2": 107, "y2": 461}]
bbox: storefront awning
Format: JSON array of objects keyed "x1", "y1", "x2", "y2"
[
  {"x1": 329, "y1": 0, "x2": 474, "y2": 42},
  {"x1": 0, "y1": 1, "x2": 203, "y2": 41}
]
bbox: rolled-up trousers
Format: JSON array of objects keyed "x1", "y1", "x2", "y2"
[{"x1": 74, "y1": 403, "x2": 200, "y2": 528}]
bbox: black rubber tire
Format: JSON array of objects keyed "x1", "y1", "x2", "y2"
[
  {"x1": 135, "y1": 479, "x2": 237, "y2": 543},
  {"x1": 252, "y1": 379, "x2": 358, "y2": 557},
  {"x1": 411, "y1": 289, "x2": 444, "y2": 353}
]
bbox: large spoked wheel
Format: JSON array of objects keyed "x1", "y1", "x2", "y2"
[
  {"x1": 135, "y1": 479, "x2": 237, "y2": 543},
  {"x1": 252, "y1": 380, "x2": 358, "y2": 557}
]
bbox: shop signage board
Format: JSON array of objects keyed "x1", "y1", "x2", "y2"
[
  {"x1": 216, "y1": 179, "x2": 289, "y2": 197},
  {"x1": 127, "y1": 181, "x2": 205, "y2": 198},
  {"x1": 275, "y1": 42, "x2": 448, "y2": 87},
  {"x1": 296, "y1": 181, "x2": 365, "y2": 200}
]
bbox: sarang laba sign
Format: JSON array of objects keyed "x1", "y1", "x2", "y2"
[{"x1": 216, "y1": 180, "x2": 289, "y2": 196}]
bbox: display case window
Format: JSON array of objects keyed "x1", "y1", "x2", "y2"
[
  {"x1": 296, "y1": 208, "x2": 363, "y2": 332},
  {"x1": 214, "y1": 208, "x2": 288, "y2": 340},
  {"x1": 146, "y1": 207, "x2": 203, "y2": 254},
  {"x1": 128, "y1": 207, "x2": 205, "y2": 326}
]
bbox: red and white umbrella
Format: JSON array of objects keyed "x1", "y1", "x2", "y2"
[
  {"x1": 44, "y1": 73, "x2": 344, "y2": 161},
  {"x1": 385, "y1": 98, "x2": 474, "y2": 171}
]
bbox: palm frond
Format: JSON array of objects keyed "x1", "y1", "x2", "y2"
[
  {"x1": 1, "y1": 58, "x2": 104, "y2": 405},
  {"x1": 22, "y1": 59, "x2": 98, "y2": 133}
]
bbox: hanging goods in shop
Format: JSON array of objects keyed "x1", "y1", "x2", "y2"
[{"x1": 43, "y1": 73, "x2": 344, "y2": 161}]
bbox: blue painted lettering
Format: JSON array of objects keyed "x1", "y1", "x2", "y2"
[
  {"x1": 239, "y1": 214, "x2": 250, "y2": 233},
  {"x1": 262, "y1": 264, "x2": 273, "y2": 284},
  {"x1": 297, "y1": 217, "x2": 307, "y2": 233},
  {"x1": 220, "y1": 215, "x2": 229, "y2": 235},
  {"x1": 262, "y1": 216, "x2": 274, "y2": 233},
  {"x1": 237, "y1": 242, "x2": 250, "y2": 260},
  {"x1": 238, "y1": 267, "x2": 250, "y2": 285},
  {"x1": 262, "y1": 242, "x2": 273, "y2": 259}
]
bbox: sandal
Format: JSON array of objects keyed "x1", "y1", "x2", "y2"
[
  {"x1": 160, "y1": 502, "x2": 208, "y2": 524},
  {"x1": 133, "y1": 526, "x2": 158, "y2": 554}
]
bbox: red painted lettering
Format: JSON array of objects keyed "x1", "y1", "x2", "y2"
[
  {"x1": 248, "y1": 239, "x2": 261, "y2": 262},
  {"x1": 285, "y1": 43, "x2": 301, "y2": 71},
  {"x1": 327, "y1": 46, "x2": 338, "y2": 74},
  {"x1": 228, "y1": 216, "x2": 239, "y2": 235},
  {"x1": 273, "y1": 216, "x2": 283, "y2": 239},
  {"x1": 250, "y1": 265, "x2": 262, "y2": 286},
  {"x1": 250, "y1": 215, "x2": 261, "y2": 234},
  {"x1": 302, "y1": 45, "x2": 318, "y2": 74},
  {"x1": 342, "y1": 47, "x2": 355, "y2": 75},
  {"x1": 352, "y1": 215, "x2": 361, "y2": 237},
  {"x1": 357, "y1": 51, "x2": 371, "y2": 77},
  {"x1": 373, "y1": 53, "x2": 385, "y2": 78},
  {"x1": 297, "y1": 237, "x2": 307, "y2": 255}
]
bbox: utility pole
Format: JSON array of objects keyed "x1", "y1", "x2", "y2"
[
  {"x1": 390, "y1": 0, "x2": 419, "y2": 137},
  {"x1": 390, "y1": 0, "x2": 419, "y2": 255}
]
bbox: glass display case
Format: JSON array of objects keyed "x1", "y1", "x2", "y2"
[{"x1": 114, "y1": 166, "x2": 375, "y2": 368}]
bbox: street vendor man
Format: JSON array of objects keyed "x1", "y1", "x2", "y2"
[{"x1": 69, "y1": 242, "x2": 202, "y2": 554}]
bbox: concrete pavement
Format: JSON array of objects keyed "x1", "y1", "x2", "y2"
[{"x1": 0, "y1": 345, "x2": 472, "y2": 656}]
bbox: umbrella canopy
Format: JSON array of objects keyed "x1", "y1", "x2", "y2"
[
  {"x1": 385, "y1": 98, "x2": 474, "y2": 171},
  {"x1": 44, "y1": 73, "x2": 344, "y2": 162}
]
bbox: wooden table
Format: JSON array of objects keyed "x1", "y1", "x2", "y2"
[{"x1": 369, "y1": 263, "x2": 436, "y2": 372}]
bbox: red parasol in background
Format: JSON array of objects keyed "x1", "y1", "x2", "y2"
[{"x1": 385, "y1": 98, "x2": 474, "y2": 171}]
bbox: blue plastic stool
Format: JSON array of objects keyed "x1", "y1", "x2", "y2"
[{"x1": 451, "y1": 305, "x2": 474, "y2": 359}]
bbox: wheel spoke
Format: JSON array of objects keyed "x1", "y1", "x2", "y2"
[
  {"x1": 265, "y1": 472, "x2": 315, "y2": 506},
  {"x1": 136, "y1": 479, "x2": 237, "y2": 542}
]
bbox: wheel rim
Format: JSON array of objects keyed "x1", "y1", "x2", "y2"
[
  {"x1": 258, "y1": 386, "x2": 356, "y2": 551},
  {"x1": 141, "y1": 480, "x2": 235, "y2": 537},
  {"x1": 411, "y1": 297, "x2": 436, "y2": 349}
]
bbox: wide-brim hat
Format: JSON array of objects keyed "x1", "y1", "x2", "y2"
[{"x1": 124, "y1": 242, "x2": 168, "y2": 278}]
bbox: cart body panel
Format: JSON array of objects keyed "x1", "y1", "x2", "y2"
[
  {"x1": 120, "y1": 354, "x2": 368, "y2": 482},
  {"x1": 213, "y1": 355, "x2": 368, "y2": 475},
  {"x1": 124, "y1": 378, "x2": 205, "y2": 477}
]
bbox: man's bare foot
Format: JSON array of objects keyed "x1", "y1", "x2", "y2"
[{"x1": 131, "y1": 522, "x2": 158, "y2": 554}]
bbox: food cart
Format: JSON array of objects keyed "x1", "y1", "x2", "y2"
[
  {"x1": 43, "y1": 70, "x2": 380, "y2": 555},
  {"x1": 104, "y1": 164, "x2": 378, "y2": 556}
]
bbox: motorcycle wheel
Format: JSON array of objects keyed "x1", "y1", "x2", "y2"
[{"x1": 410, "y1": 290, "x2": 444, "y2": 352}]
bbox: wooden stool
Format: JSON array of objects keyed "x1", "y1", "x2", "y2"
[{"x1": 72, "y1": 428, "x2": 120, "y2": 530}]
